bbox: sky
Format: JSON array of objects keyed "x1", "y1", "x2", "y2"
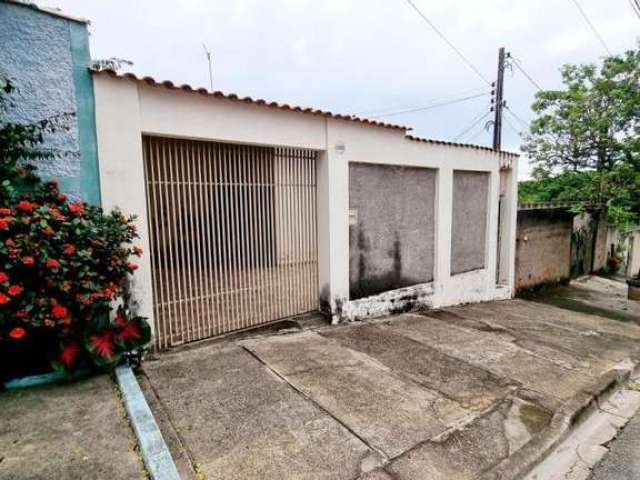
[{"x1": 48, "y1": 0, "x2": 639, "y2": 179}]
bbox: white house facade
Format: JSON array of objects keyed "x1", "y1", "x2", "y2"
[{"x1": 92, "y1": 69, "x2": 519, "y2": 349}]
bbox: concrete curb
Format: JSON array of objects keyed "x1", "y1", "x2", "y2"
[
  {"x1": 115, "y1": 365, "x2": 181, "y2": 480},
  {"x1": 479, "y1": 365, "x2": 634, "y2": 480}
]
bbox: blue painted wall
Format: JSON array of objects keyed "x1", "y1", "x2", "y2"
[{"x1": 0, "y1": 1, "x2": 101, "y2": 205}]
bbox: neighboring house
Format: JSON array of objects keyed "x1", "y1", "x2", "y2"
[
  {"x1": 515, "y1": 202, "x2": 607, "y2": 292},
  {"x1": 0, "y1": 0, "x2": 100, "y2": 204},
  {"x1": 2, "y1": 0, "x2": 520, "y2": 350}
]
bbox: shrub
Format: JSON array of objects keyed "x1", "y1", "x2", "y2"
[{"x1": 0, "y1": 76, "x2": 150, "y2": 378}]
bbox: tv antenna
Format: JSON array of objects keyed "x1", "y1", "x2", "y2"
[{"x1": 202, "y1": 43, "x2": 213, "y2": 90}]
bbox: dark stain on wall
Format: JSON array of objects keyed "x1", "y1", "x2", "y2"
[
  {"x1": 349, "y1": 163, "x2": 436, "y2": 300},
  {"x1": 515, "y1": 208, "x2": 574, "y2": 292},
  {"x1": 451, "y1": 170, "x2": 490, "y2": 275}
]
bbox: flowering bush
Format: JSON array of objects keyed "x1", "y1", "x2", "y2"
[{"x1": 0, "y1": 76, "x2": 150, "y2": 378}]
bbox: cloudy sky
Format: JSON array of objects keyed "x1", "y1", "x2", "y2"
[{"x1": 51, "y1": 0, "x2": 638, "y2": 178}]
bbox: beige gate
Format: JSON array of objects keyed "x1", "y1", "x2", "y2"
[{"x1": 143, "y1": 136, "x2": 318, "y2": 349}]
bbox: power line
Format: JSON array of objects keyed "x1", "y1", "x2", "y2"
[
  {"x1": 569, "y1": 0, "x2": 612, "y2": 55},
  {"x1": 503, "y1": 115, "x2": 523, "y2": 137},
  {"x1": 466, "y1": 124, "x2": 491, "y2": 143},
  {"x1": 505, "y1": 106, "x2": 530, "y2": 130},
  {"x1": 402, "y1": 0, "x2": 491, "y2": 85},
  {"x1": 452, "y1": 109, "x2": 492, "y2": 141},
  {"x1": 511, "y1": 57, "x2": 543, "y2": 91},
  {"x1": 369, "y1": 91, "x2": 489, "y2": 118},
  {"x1": 628, "y1": 0, "x2": 640, "y2": 20},
  {"x1": 354, "y1": 87, "x2": 487, "y2": 116}
]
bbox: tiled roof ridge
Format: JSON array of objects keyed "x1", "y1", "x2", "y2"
[{"x1": 91, "y1": 68, "x2": 519, "y2": 158}]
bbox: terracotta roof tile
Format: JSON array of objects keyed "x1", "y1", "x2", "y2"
[
  {"x1": 91, "y1": 69, "x2": 408, "y2": 131},
  {"x1": 91, "y1": 68, "x2": 519, "y2": 158},
  {"x1": 406, "y1": 134, "x2": 519, "y2": 157}
]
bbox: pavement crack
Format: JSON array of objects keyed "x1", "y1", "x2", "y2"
[{"x1": 240, "y1": 345, "x2": 390, "y2": 462}]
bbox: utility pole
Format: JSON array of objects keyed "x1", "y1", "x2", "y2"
[
  {"x1": 491, "y1": 47, "x2": 507, "y2": 150},
  {"x1": 202, "y1": 43, "x2": 213, "y2": 91}
]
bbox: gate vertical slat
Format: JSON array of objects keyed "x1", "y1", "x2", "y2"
[{"x1": 144, "y1": 137, "x2": 319, "y2": 348}]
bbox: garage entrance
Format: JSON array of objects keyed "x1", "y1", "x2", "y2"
[{"x1": 143, "y1": 136, "x2": 318, "y2": 348}]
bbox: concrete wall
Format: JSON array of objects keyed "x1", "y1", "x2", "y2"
[
  {"x1": 515, "y1": 209, "x2": 573, "y2": 291},
  {"x1": 93, "y1": 73, "x2": 519, "y2": 334},
  {"x1": 451, "y1": 171, "x2": 489, "y2": 274},
  {"x1": 348, "y1": 163, "x2": 436, "y2": 300},
  {"x1": 592, "y1": 209, "x2": 608, "y2": 272},
  {"x1": 627, "y1": 230, "x2": 640, "y2": 278},
  {"x1": 0, "y1": 1, "x2": 100, "y2": 204}
]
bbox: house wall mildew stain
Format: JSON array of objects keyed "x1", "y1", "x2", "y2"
[
  {"x1": 348, "y1": 163, "x2": 436, "y2": 300},
  {"x1": 451, "y1": 170, "x2": 490, "y2": 275}
]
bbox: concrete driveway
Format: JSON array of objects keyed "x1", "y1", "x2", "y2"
[{"x1": 141, "y1": 299, "x2": 640, "y2": 480}]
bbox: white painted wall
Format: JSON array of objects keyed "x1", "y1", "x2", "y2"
[
  {"x1": 93, "y1": 75, "x2": 154, "y2": 325},
  {"x1": 93, "y1": 74, "x2": 518, "y2": 335}
]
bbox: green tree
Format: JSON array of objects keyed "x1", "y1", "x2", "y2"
[{"x1": 521, "y1": 47, "x2": 640, "y2": 229}]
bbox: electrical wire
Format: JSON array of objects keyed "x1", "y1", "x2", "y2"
[
  {"x1": 569, "y1": 0, "x2": 612, "y2": 55},
  {"x1": 511, "y1": 57, "x2": 543, "y2": 91},
  {"x1": 402, "y1": 0, "x2": 491, "y2": 85},
  {"x1": 354, "y1": 87, "x2": 488, "y2": 116},
  {"x1": 503, "y1": 114, "x2": 523, "y2": 137},
  {"x1": 466, "y1": 124, "x2": 491, "y2": 143},
  {"x1": 628, "y1": 0, "x2": 640, "y2": 20},
  {"x1": 368, "y1": 91, "x2": 489, "y2": 118},
  {"x1": 452, "y1": 109, "x2": 492, "y2": 142},
  {"x1": 505, "y1": 106, "x2": 530, "y2": 130}
]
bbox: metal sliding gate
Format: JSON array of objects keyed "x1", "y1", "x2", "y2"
[{"x1": 143, "y1": 136, "x2": 318, "y2": 349}]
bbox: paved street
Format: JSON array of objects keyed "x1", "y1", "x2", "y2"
[
  {"x1": 590, "y1": 411, "x2": 640, "y2": 480},
  {"x1": 0, "y1": 375, "x2": 145, "y2": 480},
  {"x1": 141, "y1": 298, "x2": 640, "y2": 480}
]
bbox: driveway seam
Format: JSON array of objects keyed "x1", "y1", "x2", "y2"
[
  {"x1": 138, "y1": 369, "x2": 201, "y2": 479},
  {"x1": 240, "y1": 344, "x2": 390, "y2": 462}
]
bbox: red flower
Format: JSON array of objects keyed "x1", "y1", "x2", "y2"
[
  {"x1": 49, "y1": 180, "x2": 59, "y2": 189},
  {"x1": 52, "y1": 304, "x2": 68, "y2": 319},
  {"x1": 90, "y1": 332, "x2": 114, "y2": 359},
  {"x1": 57, "y1": 193, "x2": 67, "y2": 202},
  {"x1": 46, "y1": 259, "x2": 61, "y2": 269},
  {"x1": 0, "y1": 208, "x2": 11, "y2": 216},
  {"x1": 134, "y1": 246, "x2": 143, "y2": 257},
  {"x1": 60, "y1": 342, "x2": 80, "y2": 368},
  {"x1": 126, "y1": 262, "x2": 139, "y2": 272},
  {"x1": 76, "y1": 294, "x2": 90, "y2": 305},
  {"x1": 43, "y1": 318, "x2": 54, "y2": 327},
  {"x1": 0, "y1": 218, "x2": 11, "y2": 230},
  {"x1": 9, "y1": 327, "x2": 26, "y2": 340},
  {"x1": 49, "y1": 207, "x2": 66, "y2": 222},
  {"x1": 22, "y1": 256, "x2": 34, "y2": 266},
  {"x1": 5, "y1": 239, "x2": 15, "y2": 247},
  {"x1": 102, "y1": 287, "x2": 114, "y2": 299},
  {"x1": 69, "y1": 202, "x2": 85, "y2": 215},
  {"x1": 17, "y1": 200, "x2": 37, "y2": 212},
  {"x1": 63, "y1": 244, "x2": 76, "y2": 256},
  {"x1": 41, "y1": 226, "x2": 55, "y2": 236},
  {"x1": 116, "y1": 322, "x2": 141, "y2": 343},
  {"x1": 0, "y1": 272, "x2": 8, "y2": 284},
  {"x1": 0, "y1": 293, "x2": 10, "y2": 305},
  {"x1": 7, "y1": 285, "x2": 23, "y2": 296},
  {"x1": 16, "y1": 309, "x2": 28, "y2": 319}
]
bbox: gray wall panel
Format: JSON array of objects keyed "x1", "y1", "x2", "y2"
[
  {"x1": 451, "y1": 171, "x2": 489, "y2": 274},
  {"x1": 349, "y1": 163, "x2": 435, "y2": 300}
]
